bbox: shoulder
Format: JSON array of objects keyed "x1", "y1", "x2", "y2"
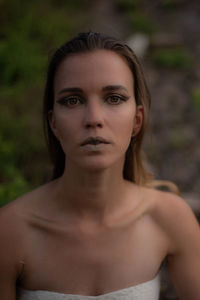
[
  {"x1": 143, "y1": 190, "x2": 200, "y2": 298},
  {"x1": 0, "y1": 179, "x2": 57, "y2": 218},
  {"x1": 0, "y1": 191, "x2": 35, "y2": 255},
  {"x1": 150, "y1": 188, "x2": 193, "y2": 222},
  {"x1": 0, "y1": 179, "x2": 59, "y2": 239},
  {"x1": 144, "y1": 188, "x2": 200, "y2": 255},
  {"x1": 0, "y1": 181, "x2": 54, "y2": 252},
  {"x1": 0, "y1": 186, "x2": 43, "y2": 293},
  {"x1": 0, "y1": 201, "x2": 26, "y2": 283},
  {"x1": 141, "y1": 186, "x2": 196, "y2": 224},
  {"x1": 0, "y1": 199, "x2": 26, "y2": 242},
  {"x1": 0, "y1": 181, "x2": 54, "y2": 277}
]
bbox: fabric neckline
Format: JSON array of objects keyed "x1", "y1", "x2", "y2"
[{"x1": 18, "y1": 273, "x2": 160, "y2": 298}]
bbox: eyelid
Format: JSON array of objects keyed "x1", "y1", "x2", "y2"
[
  {"x1": 56, "y1": 95, "x2": 84, "y2": 108},
  {"x1": 106, "y1": 93, "x2": 130, "y2": 101},
  {"x1": 56, "y1": 93, "x2": 130, "y2": 106},
  {"x1": 57, "y1": 93, "x2": 81, "y2": 99},
  {"x1": 105, "y1": 91, "x2": 129, "y2": 97},
  {"x1": 57, "y1": 94, "x2": 83, "y2": 102}
]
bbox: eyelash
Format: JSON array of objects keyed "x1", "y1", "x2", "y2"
[
  {"x1": 57, "y1": 94, "x2": 129, "y2": 107},
  {"x1": 57, "y1": 96, "x2": 83, "y2": 107}
]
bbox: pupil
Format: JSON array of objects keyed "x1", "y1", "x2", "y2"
[{"x1": 69, "y1": 98, "x2": 77, "y2": 104}]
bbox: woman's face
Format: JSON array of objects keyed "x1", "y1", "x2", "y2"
[{"x1": 49, "y1": 50, "x2": 143, "y2": 171}]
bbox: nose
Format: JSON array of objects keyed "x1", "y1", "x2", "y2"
[{"x1": 83, "y1": 101, "x2": 104, "y2": 129}]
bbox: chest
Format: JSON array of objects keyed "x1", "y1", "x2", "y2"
[{"x1": 20, "y1": 215, "x2": 166, "y2": 294}]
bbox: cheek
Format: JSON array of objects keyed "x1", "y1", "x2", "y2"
[
  {"x1": 112, "y1": 106, "x2": 135, "y2": 136},
  {"x1": 107, "y1": 106, "x2": 135, "y2": 154},
  {"x1": 54, "y1": 112, "x2": 78, "y2": 142}
]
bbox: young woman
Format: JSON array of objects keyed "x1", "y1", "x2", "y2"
[{"x1": 0, "y1": 32, "x2": 200, "y2": 300}]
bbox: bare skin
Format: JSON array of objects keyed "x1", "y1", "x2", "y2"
[
  {"x1": 0, "y1": 50, "x2": 200, "y2": 299},
  {"x1": 0, "y1": 182, "x2": 169, "y2": 297},
  {"x1": 1, "y1": 183, "x2": 200, "y2": 299}
]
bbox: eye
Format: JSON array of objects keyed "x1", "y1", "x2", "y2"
[
  {"x1": 106, "y1": 95, "x2": 128, "y2": 105},
  {"x1": 57, "y1": 96, "x2": 82, "y2": 107}
]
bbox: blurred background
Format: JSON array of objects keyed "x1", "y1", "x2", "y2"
[{"x1": 0, "y1": 0, "x2": 200, "y2": 298}]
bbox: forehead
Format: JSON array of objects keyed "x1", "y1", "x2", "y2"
[{"x1": 54, "y1": 50, "x2": 134, "y2": 91}]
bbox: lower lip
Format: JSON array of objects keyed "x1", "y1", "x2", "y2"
[{"x1": 81, "y1": 143, "x2": 110, "y2": 151}]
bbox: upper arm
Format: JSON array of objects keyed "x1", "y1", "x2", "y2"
[
  {"x1": 159, "y1": 193, "x2": 200, "y2": 300},
  {"x1": 0, "y1": 206, "x2": 23, "y2": 300}
]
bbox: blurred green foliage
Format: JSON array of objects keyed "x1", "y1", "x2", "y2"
[
  {"x1": 160, "y1": 0, "x2": 182, "y2": 9},
  {"x1": 0, "y1": 0, "x2": 89, "y2": 206},
  {"x1": 116, "y1": 0, "x2": 139, "y2": 11},
  {"x1": 116, "y1": 0, "x2": 155, "y2": 35},
  {"x1": 170, "y1": 129, "x2": 187, "y2": 149},
  {"x1": 128, "y1": 11, "x2": 156, "y2": 35},
  {"x1": 152, "y1": 48, "x2": 193, "y2": 69},
  {"x1": 191, "y1": 88, "x2": 200, "y2": 113}
]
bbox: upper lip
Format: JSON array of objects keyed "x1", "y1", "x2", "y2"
[{"x1": 81, "y1": 136, "x2": 110, "y2": 146}]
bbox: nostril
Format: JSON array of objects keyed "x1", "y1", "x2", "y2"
[{"x1": 86, "y1": 122, "x2": 102, "y2": 128}]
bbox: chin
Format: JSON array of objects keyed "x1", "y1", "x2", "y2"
[{"x1": 74, "y1": 154, "x2": 125, "y2": 173}]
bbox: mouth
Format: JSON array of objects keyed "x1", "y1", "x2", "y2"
[{"x1": 81, "y1": 136, "x2": 110, "y2": 146}]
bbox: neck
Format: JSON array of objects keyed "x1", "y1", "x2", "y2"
[{"x1": 52, "y1": 160, "x2": 132, "y2": 223}]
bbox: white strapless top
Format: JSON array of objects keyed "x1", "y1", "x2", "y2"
[{"x1": 17, "y1": 274, "x2": 160, "y2": 300}]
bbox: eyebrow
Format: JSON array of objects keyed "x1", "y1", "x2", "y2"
[
  {"x1": 57, "y1": 85, "x2": 129, "y2": 95},
  {"x1": 58, "y1": 87, "x2": 83, "y2": 95},
  {"x1": 102, "y1": 85, "x2": 129, "y2": 93}
]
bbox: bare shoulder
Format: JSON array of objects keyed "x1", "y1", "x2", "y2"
[
  {"x1": 0, "y1": 182, "x2": 55, "y2": 298},
  {"x1": 144, "y1": 187, "x2": 200, "y2": 254},
  {"x1": 0, "y1": 201, "x2": 24, "y2": 270},
  {"x1": 0, "y1": 179, "x2": 56, "y2": 219},
  {"x1": 0, "y1": 195, "x2": 29, "y2": 294},
  {"x1": 0, "y1": 180, "x2": 55, "y2": 261},
  {"x1": 148, "y1": 188, "x2": 195, "y2": 221},
  {"x1": 0, "y1": 180, "x2": 55, "y2": 247},
  {"x1": 142, "y1": 189, "x2": 200, "y2": 298}
]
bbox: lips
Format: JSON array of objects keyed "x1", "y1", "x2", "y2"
[{"x1": 81, "y1": 136, "x2": 110, "y2": 146}]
